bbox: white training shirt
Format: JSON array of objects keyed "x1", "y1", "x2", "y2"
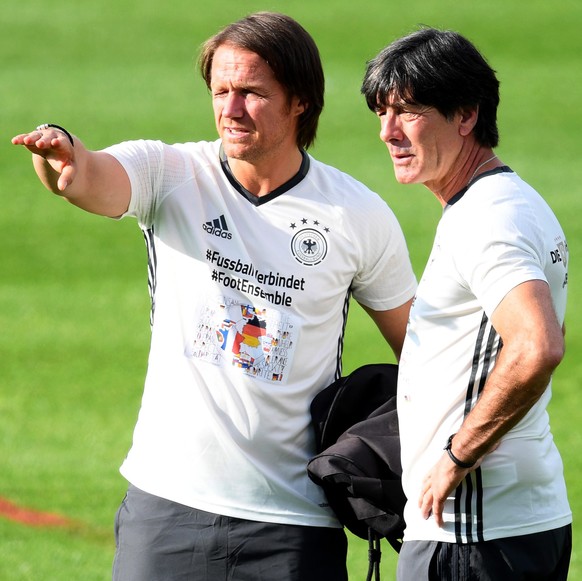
[
  {"x1": 104, "y1": 138, "x2": 417, "y2": 527},
  {"x1": 398, "y1": 168, "x2": 571, "y2": 542}
]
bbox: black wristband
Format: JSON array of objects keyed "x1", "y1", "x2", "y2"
[
  {"x1": 444, "y1": 434, "x2": 475, "y2": 469},
  {"x1": 36, "y1": 123, "x2": 75, "y2": 147}
]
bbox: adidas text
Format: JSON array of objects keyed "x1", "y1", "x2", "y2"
[{"x1": 203, "y1": 223, "x2": 232, "y2": 239}]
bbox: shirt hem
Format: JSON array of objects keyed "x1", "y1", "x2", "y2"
[
  {"x1": 120, "y1": 468, "x2": 342, "y2": 529},
  {"x1": 403, "y1": 514, "x2": 573, "y2": 543}
]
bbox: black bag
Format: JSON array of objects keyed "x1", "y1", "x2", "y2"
[{"x1": 307, "y1": 363, "x2": 406, "y2": 580}]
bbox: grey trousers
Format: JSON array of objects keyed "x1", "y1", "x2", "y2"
[{"x1": 112, "y1": 484, "x2": 348, "y2": 581}]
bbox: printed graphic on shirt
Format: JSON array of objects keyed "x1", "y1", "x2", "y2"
[{"x1": 187, "y1": 297, "x2": 297, "y2": 383}]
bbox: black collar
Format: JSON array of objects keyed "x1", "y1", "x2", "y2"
[
  {"x1": 447, "y1": 166, "x2": 513, "y2": 207},
  {"x1": 219, "y1": 146, "x2": 310, "y2": 206}
]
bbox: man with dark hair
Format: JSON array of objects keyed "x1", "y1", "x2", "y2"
[
  {"x1": 12, "y1": 12, "x2": 417, "y2": 581},
  {"x1": 362, "y1": 27, "x2": 572, "y2": 580}
]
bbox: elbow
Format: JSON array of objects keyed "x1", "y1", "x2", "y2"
[
  {"x1": 509, "y1": 335, "x2": 565, "y2": 393},
  {"x1": 531, "y1": 336, "x2": 565, "y2": 380},
  {"x1": 546, "y1": 339, "x2": 565, "y2": 372}
]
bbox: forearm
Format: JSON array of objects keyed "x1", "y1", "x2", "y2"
[
  {"x1": 361, "y1": 298, "x2": 414, "y2": 361},
  {"x1": 449, "y1": 334, "x2": 562, "y2": 466}
]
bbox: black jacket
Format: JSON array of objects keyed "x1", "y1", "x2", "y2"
[{"x1": 307, "y1": 363, "x2": 406, "y2": 551}]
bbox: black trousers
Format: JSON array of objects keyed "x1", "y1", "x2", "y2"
[
  {"x1": 112, "y1": 484, "x2": 348, "y2": 581},
  {"x1": 397, "y1": 524, "x2": 572, "y2": 581}
]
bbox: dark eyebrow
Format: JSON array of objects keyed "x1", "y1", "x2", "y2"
[{"x1": 374, "y1": 99, "x2": 412, "y2": 113}]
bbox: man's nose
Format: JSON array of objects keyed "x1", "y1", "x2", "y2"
[
  {"x1": 379, "y1": 110, "x2": 401, "y2": 143},
  {"x1": 222, "y1": 92, "x2": 244, "y2": 118}
]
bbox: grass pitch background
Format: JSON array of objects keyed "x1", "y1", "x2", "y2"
[{"x1": 2, "y1": 0, "x2": 581, "y2": 578}]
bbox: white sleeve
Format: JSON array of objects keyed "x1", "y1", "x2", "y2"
[
  {"x1": 350, "y1": 196, "x2": 417, "y2": 311},
  {"x1": 104, "y1": 139, "x2": 189, "y2": 228},
  {"x1": 454, "y1": 201, "x2": 546, "y2": 318}
]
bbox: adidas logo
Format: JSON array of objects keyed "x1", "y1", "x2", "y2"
[{"x1": 202, "y1": 214, "x2": 232, "y2": 240}]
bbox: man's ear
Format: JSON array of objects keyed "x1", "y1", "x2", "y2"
[
  {"x1": 294, "y1": 99, "x2": 308, "y2": 117},
  {"x1": 459, "y1": 106, "x2": 479, "y2": 137}
]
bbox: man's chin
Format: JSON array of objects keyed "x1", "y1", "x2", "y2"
[
  {"x1": 222, "y1": 143, "x2": 260, "y2": 164},
  {"x1": 222, "y1": 141, "x2": 245, "y2": 156},
  {"x1": 393, "y1": 170, "x2": 418, "y2": 185}
]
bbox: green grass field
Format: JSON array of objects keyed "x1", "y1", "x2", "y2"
[{"x1": 2, "y1": 0, "x2": 582, "y2": 578}]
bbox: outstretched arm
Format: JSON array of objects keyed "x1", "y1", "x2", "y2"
[{"x1": 12, "y1": 125, "x2": 131, "y2": 218}]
